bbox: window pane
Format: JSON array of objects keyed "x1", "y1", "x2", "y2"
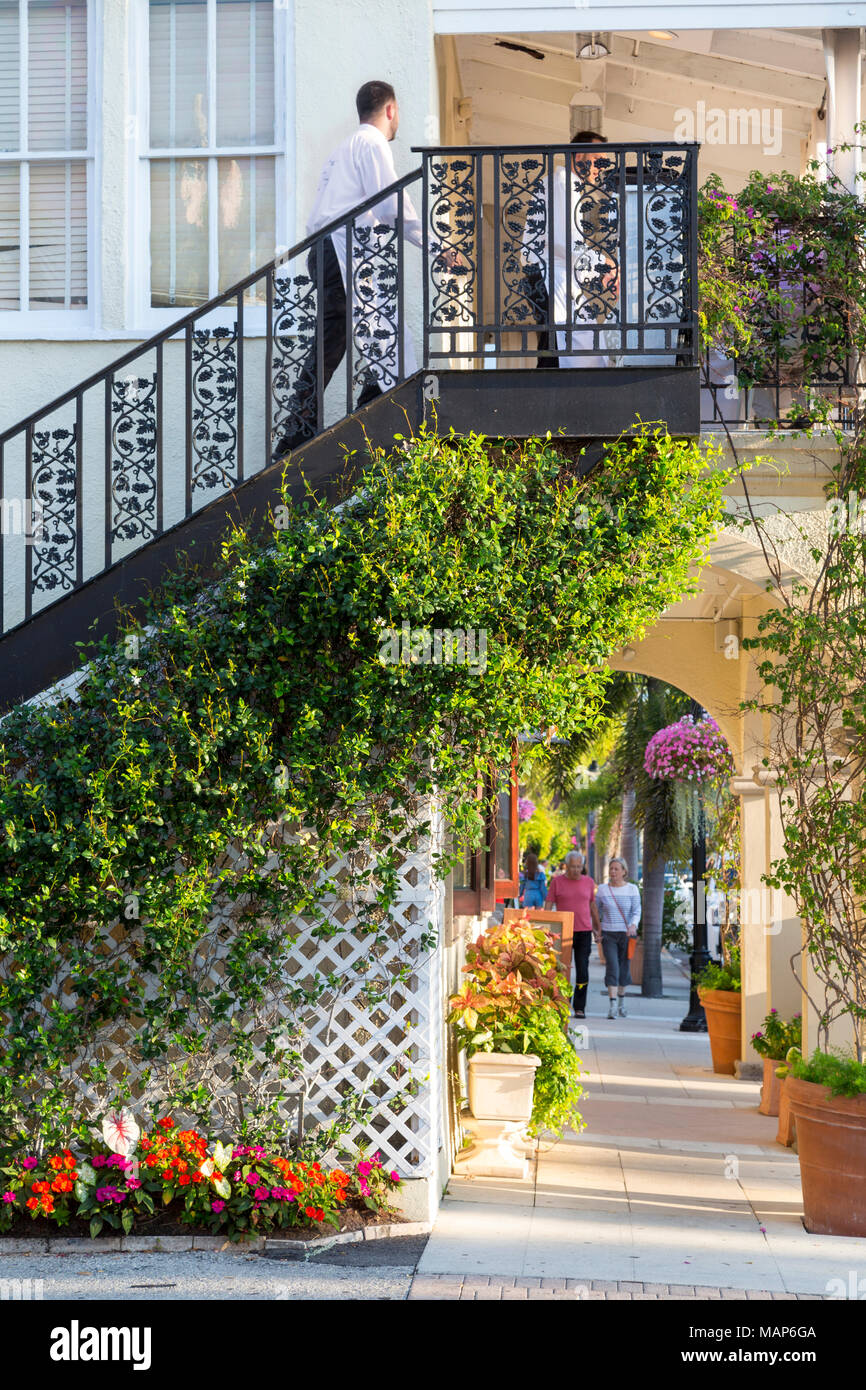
[
  {"x1": 217, "y1": 155, "x2": 273, "y2": 300},
  {"x1": 149, "y1": 0, "x2": 208, "y2": 148},
  {"x1": 495, "y1": 787, "x2": 513, "y2": 881},
  {"x1": 29, "y1": 0, "x2": 88, "y2": 152},
  {"x1": 0, "y1": 161, "x2": 20, "y2": 308},
  {"x1": 29, "y1": 159, "x2": 86, "y2": 307},
  {"x1": 0, "y1": 2, "x2": 20, "y2": 151},
  {"x1": 150, "y1": 157, "x2": 208, "y2": 307},
  {"x1": 216, "y1": 0, "x2": 274, "y2": 147},
  {"x1": 452, "y1": 844, "x2": 474, "y2": 893}
]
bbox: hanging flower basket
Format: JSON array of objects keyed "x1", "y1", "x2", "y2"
[
  {"x1": 643, "y1": 715, "x2": 734, "y2": 785},
  {"x1": 517, "y1": 797, "x2": 536, "y2": 823}
]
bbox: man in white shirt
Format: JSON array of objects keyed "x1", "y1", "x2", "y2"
[{"x1": 273, "y1": 81, "x2": 423, "y2": 461}]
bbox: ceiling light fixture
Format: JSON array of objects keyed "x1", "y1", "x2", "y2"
[
  {"x1": 575, "y1": 31, "x2": 611, "y2": 60},
  {"x1": 648, "y1": 29, "x2": 678, "y2": 40}
]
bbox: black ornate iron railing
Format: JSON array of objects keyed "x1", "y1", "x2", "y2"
[
  {"x1": 0, "y1": 142, "x2": 700, "y2": 645},
  {"x1": 417, "y1": 142, "x2": 699, "y2": 367},
  {"x1": 700, "y1": 221, "x2": 859, "y2": 429},
  {"x1": 0, "y1": 168, "x2": 423, "y2": 639}
]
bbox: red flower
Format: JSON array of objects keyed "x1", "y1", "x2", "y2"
[
  {"x1": 161, "y1": 1170, "x2": 173, "y2": 1182},
  {"x1": 178, "y1": 1174, "x2": 191, "y2": 1186},
  {"x1": 156, "y1": 1117, "x2": 173, "y2": 1130}
]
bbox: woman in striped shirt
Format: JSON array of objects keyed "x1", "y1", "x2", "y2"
[{"x1": 595, "y1": 857, "x2": 641, "y2": 1019}]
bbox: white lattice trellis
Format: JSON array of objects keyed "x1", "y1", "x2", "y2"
[{"x1": 21, "y1": 810, "x2": 446, "y2": 1179}]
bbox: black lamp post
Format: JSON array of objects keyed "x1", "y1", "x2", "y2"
[{"x1": 680, "y1": 703, "x2": 710, "y2": 1033}]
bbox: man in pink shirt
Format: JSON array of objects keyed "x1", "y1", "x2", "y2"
[{"x1": 546, "y1": 850, "x2": 600, "y2": 1017}]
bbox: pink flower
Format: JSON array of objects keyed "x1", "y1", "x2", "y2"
[
  {"x1": 359, "y1": 1179, "x2": 370, "y2": 1196},
  {"x1": 254, "y1": 1186, "x2": 270, "y2": 1201},
  {"x1": 211, "y1": 1200, "x2": 225, "y2": 1213},
  {"x1": 245, "y1": 1172, "x2": 261, "y2": 1185},
  {"x1": 21, "y1": 1157, "x2": 38, "y2": 1170},
  {"x1": 2, "y1": 1192, "x2": 16, "y2": 1203},
  {"x1": 357, "y1": 1161, "x2": 372, "y2": 1177},
  {"x1": 390, "y1": 1171, "x2": 400, "y2": 1183},
  {"x1": 125, "y1": 1177, "x2": 142, "y2": 1190},
  {"x1": 233, "y1": 1170, "x2": 241, "y2": 1181}
]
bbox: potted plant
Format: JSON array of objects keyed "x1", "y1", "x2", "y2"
[
  {"x1": 448, "y1": 915, "x2": 583, "y2": 1138},
  {"x1": 696, "y1": 948, "x2": 742, "y2": 1075},
  {"x1": 750, "y1": 1010, "x2": 802, "y2": 1116},
  {"x1": 775, "y1": 1046, "x2": 800, "y2": 1148},
  {"x1": 785, "y1": 1053, "x2": 866, "y2": 1236}
]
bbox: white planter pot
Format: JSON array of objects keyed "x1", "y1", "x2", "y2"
[{"x1": 467, "y1": 1051, "x2": 541, "y2": 1122}]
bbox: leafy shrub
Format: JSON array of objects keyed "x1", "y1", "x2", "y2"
[
  {"x1": 751, "y1": 1010, "x2": 802, "y2": 1061},
  {"x1": 788, "y1": 1049, "x2": 866, "y2": 1098},
  {"x1": 698, "y1": 946, "x2": 741, "y2": 993}
]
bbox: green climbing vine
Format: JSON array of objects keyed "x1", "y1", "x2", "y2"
[{"x1": 0, "y1": 424, "x2": 736, "y2": 1152}]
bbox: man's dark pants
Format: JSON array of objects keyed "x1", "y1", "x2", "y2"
[
  {"x1": 274, "y1": 235, "x2": 381, "y2": 456},
  {"x1": 572, "y1": 930, "x2": 593, "y2": 1014}
]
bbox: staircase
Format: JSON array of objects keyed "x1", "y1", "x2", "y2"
[{"x1": 0, "y1": 143, "x2": 699, "y2": 712}]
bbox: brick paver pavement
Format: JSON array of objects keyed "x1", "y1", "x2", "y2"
[{"x1": 407, "y1": 1273, "x2": 826, "y2": 1301}]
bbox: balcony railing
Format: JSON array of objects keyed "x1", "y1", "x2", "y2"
[
  {"x1": 418, "y1": 142, "x2": 699, "y2": 368},
  {"x1": 0, "y1": 141, "x2": 700, "y2": 645}
]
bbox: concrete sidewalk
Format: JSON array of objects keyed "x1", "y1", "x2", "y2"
[{"x1": 412, "y1": 950, "x2": 866, "y2": 1300}]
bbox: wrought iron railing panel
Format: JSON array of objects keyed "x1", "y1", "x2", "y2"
[
  {"x1": 417, "y1": 143, "x2": 699, "y2": 368},
  {"x1": 0, "y1": 170, "x2": 423, "y2": 640}
]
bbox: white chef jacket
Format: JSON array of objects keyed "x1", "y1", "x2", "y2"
[
  {"x1": 521, "y1": 162, "x2": 617, "y2": 368},
  {"x1": 306, "y1": 123, "x2": 422, "y2": 387}
]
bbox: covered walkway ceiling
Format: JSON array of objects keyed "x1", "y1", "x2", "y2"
[{"x1": 450, "y1": 28, "x2": 832, "y2": 184}]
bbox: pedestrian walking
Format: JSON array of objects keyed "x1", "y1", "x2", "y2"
[
  {"x1": 518, "y1": 851, "x2": 547, "y2": 909},
  {"x1": 546, "y1": 850, "x2": 599, "y2": 1018},
  {"x1": 273, "y1": 81, "x2": 422, "y2": 460},
  {"x1": 596, "y1": 857, "x2": 641, "y2": 1019}
]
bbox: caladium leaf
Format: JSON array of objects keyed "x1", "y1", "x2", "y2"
[
  {"x1": 101, "y1": 1107, "x2": 140, "y2": 1157},
  {"x1": 214, "y1": 1174, "x2": 231, "y2": 1199},
  {"x1": 212, "y1": 1141, "x2": 232, "y2": 1173}
]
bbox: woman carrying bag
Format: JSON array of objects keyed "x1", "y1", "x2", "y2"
[
  {"x1": 595, "y1": 857, "x2": 641, "y2": 1019},
  {"x1": 518, "y1": 851, "x2": 547, "y2": 910}
]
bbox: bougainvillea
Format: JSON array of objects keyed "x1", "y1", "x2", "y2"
[{"x1": 644, "y1": 715, "x2": 734, "y2": 784}]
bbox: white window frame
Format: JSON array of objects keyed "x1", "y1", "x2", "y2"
[
  {"x1": 0, "y1": 0, "x2": 100, "y2": 338},
  {"x1": 129, "y1": 0, "x2": 293, "y2": 336}
]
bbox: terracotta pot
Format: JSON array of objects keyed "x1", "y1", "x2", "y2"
[
  {"x1": 759, "y1": 1057, "x2": 783, "y2": 1116},
  {"x1": 467, "y1": 1051, "x2": 541, "y2": 1123},
  {"x1": 698, "y1": 987, "x2": 742, "y2": 1075},
  {"x1": 786, "y1": 1075, "x2": 866, "y2": 1237},
  {"x1": 776, "y1": 1076, "x2": 796, "y2": 1147}
]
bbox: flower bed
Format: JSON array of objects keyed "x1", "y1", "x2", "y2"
[{"x1": 0, "y1": 1118, "x2": 402, "y2": 1242}]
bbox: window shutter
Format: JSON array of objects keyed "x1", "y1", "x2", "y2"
[
  {"x1": 28, "y1": 0, "x2": 88, "y2": 151},
  {"x1": 0, "y1": 4, "x2": 21, "y2": 151},
  {"x1": 216, "y1": 1, "x2": 274, "y2": 147},
  {"x1": 149, "y1": 0, "x2": 208, "y2": 149},
  {"x1": 0, "y1": 163, "x2": 20, "y2": 310},
  {"x1": 29, "y1": 159, "x2": 86, "y2": 307}
]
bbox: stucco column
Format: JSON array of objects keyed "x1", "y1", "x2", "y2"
[
  {"x1": 822, "y1": 27, "x2": 863, "y2": 195},
  {"x1": 765, "y1": 782, "x2": 803, "y2": 1024},
  {"x1": 732, "y1": 774, "x2": 769, "y2": 1066}
]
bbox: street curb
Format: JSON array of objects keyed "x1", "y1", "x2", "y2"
[
  {"x1": 0, "y1": 1222, "x2": 431, "y2": 1258},
  {"x1": 262, "y1": 1220, "x2": 432, "y2": 1260},
  {"x1": 0, "y1": 1234, "x2": 266, "y2": 1255}
]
